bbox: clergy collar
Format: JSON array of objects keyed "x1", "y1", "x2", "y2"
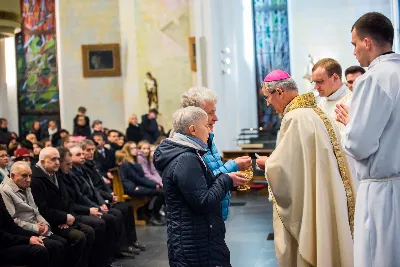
[
  {"x1": 369, "y1": 52, "x2": 400, "y2": 69},
  {"x1": 326, "y1": 83, "x2": 349, "y2": 101}
]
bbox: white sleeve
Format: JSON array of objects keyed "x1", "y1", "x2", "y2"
[{"x1": 343, "y1": 76, "x2": 393, "y2": 160}]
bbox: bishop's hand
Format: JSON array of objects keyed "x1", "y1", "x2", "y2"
[
  {"x1": 256, "y1": 156, "x2": 269, "y2": 170},
  {"x1": 335, "y1": 103, "x2": 350, "y2": 126}
]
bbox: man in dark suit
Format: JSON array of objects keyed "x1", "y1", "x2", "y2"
[
  {"x1": 80, "y1": 139, "x2": 146, "y2": 251},
  {"x1": 93, "y1": 133, "x2": 116, "y2": 179},
  {"x1": 69, "y1": 146, "x2": 137, "y2": 259},
  {"x1": 30, "y1": 147, "x2": 95, "y2": 267}
]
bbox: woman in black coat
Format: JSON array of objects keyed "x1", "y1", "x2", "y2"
[
  {"x1": 153, "y1": 107, "x2": 246, "y2": 267},
  {"x1": 117, "y1": 142, "x2": 165, "y2": 226}
]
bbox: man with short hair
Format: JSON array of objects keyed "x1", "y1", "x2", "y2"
[
  {"x1": 342, "y1": 12, "x2": 400, "y2": 266},
  {"x1": 81, "y1": 140, "x2": 145, "y2": 251},
  {"x1": 70, "y1": 146, "x2": 137, "y2": 259},
  {"x1": 312, "y1": 58, "x2": 352, "y2": 136},
  {"x1": 0, "y1": 161, "x2": 66, "y2": 266},
  {"x1": 256, "y1": 70, "x2": 355, "y2": 266},
  {"x1": 61, "y1": 135, "x2": 77, "y2": 149},
  {"x1": 93, "y1": 133, "x2": 115, "y2": 180},
  {"x1": 57, "y1": 147, "x2": 122, "y2": 267},
  {"x1": 0, "y1": 147, "x2": 9, "y2": 182},
  {"x1": 30, "y1": 147, "x2": 95, "y2": 267},
  {"x1": 181, "y1": 87, "x2": 252, "y2": 221},
  {"x1": 91, "y1": 120, "x2": 106, "y2": 140},
  {"x1": 107, "y1": 130, "x2": 122, "y2": 150},
  {"x1": 0, "y1": 192, "x2": 50, "y2": 267},
  {"x1": 344, "y1": 65, "x2": 365, "y2": 90}
]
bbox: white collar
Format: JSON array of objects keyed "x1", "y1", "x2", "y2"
[
  {"x1": 369, "y1": 53, "x2": 400, "y2": 69},
  {"x1": 326, "y1": 83, "x2": 350, "y2": 101}
]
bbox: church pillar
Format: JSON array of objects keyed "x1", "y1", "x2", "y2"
[{"x1": 191, "y1": 0, "x2": 257, "y2": 150}]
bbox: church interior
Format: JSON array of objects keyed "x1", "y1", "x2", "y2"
[{"x1": 0, "y1": 0, "x2": 397, "y2": 266}]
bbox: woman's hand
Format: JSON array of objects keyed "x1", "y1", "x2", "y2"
[{"x1": 228, "y1": 172, "x2": 248, "y2": 187}]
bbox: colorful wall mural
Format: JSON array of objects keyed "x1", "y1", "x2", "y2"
[{"x1": 16, "y1": 0, "x2": 59, "y2": 133}]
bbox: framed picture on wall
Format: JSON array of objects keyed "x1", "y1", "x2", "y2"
[
  {"x1": 81, "y1": 43, "x2": 121, "y2": 78},
  {"x1": 188, "y1": 37, "x2": 197, "y2": 72}
]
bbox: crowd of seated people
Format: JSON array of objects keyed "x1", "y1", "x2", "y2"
[{"x1": 0, "y1": 106, "x2": 170, "y2": 267}]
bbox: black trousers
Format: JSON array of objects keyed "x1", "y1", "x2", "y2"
[
  {"x1": 131, "y1": 189, "x2": 165, "y2": 216},
  {"x1": 54, "y1": 222, "x2": 95, "y2": 267},
  {"x1": 0, "y1": 244, "x2": 49, "y2": 267},
  {"x1": 112, "y1": 201, "x2": 137, "y2": 243},
  {"x1": 43, "y1": 234, "x2": 67, "y2": 267},
  {"x1": 76, "y1": 214, "x2": 112, "y2": 266},
  {"x1": 107, "y1": 208, "x2": 128, "y2": 252}
]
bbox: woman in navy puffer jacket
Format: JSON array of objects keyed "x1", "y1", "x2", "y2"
[{"x1": 154, "y1": 107, "x2": 247, "y2": 267}]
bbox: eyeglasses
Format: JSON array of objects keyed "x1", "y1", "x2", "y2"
[
  {"x1": 263, "y1": 89, "x2": 277, "y2": 102},
  {"x1": 311, "y1": 75, "x2": 332, "y2": 85}
]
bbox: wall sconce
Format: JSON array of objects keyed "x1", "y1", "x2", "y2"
[{"x1": 221, "y1": 47, "x2": 231, "y2": 75}]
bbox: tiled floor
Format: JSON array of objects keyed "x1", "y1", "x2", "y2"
[{"x1": 116, "y1": 193, "x2": 278, "y2": 267}]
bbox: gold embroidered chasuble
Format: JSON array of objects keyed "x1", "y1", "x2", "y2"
[{"x1": 265, "y1": 93, "x2": 356, "y2": 267}]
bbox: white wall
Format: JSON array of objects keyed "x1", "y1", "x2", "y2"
[
  {"x1": 288, "y1": 0, "x2": 393, "y2": 93},
  {"x1": 56, "y1": 0, "x2": 125, "y2": 133},
  {"x1": 192, "y1": 0, "x2": 258, "y2": 151}
]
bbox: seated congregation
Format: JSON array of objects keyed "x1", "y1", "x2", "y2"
[{"x1": 0, "y1": 108, "x2": 168, "y2": 267}]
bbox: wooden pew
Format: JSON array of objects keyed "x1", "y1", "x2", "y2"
[{"x1": 109, "y1": 167, "x2": 151, "y2": 226}]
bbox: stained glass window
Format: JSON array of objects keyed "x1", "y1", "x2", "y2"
[
  {"x1": 16, "y1": 0, "x2": 60, "y2": 133},
  {"x1": 253, "y1": 0, "x2": 290, "y2": 129}
]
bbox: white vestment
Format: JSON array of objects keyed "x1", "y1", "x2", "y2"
[
  {"x1": 343, "y1": 53, "x2": 400, "y2": 267},
  {"x1": 266, "y1": 93, "x2": 355, "y2": 267},
  {"x1": 318, "y1": 84, "x2": 359, "y2": 189}
]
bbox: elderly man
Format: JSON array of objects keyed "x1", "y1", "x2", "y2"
[
  {"x1": 312, "y1": 58, "x2": 352, "y2": 137},
  {"x1": 342, "y1": 12, "x2": 400, "y2": 266},
  {"x1": 30, "y1": 147, "x2": 95, "y2": 267},
  {"x1": 154, "y1": 106, "x2": 248, "y2": 266},
  {"x1": 255, "y1": 70, "x2": 355, "y2": 267},
  {"x1": 0, "y1": 161, "x2": 66, "y2": 266},
  {"x1": 180, "y1": 87, "x2": 252, "y2": 221},
  {"x1": 0, "y1": 193, "x2": 50, "y2": 267}
]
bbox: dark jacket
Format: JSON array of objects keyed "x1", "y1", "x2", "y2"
[
  {"x1": 84, "y1": 160, "x2": 113, "y2": 202},
  {"x1": 119, "y1": 161, "x2": 158, "y2": 197},
  {"x1": 73, "y1": 115, "x2": 90, "y2": 135},
  {"x1": 70, "y1": 166, "x2": 106, "y2": 207},
  {"x1": 126, "y1": 123, "x2": 142, "y2": 143},
  {"x1": 0, "y1": 194, "x2": 36, "y2": 249},
  {"x1": 58, "y1": 170, "x2": 91, "y2": 215},
  {"x1": 0, "y1": 127, "x2": 12, "y2": 146},
  {"x1": 73, "y1": 125, "x2": 91, "y2": 138},
  {"x1": 95, "y1": 147, "x2": 116, "y2": 177},
  {"x1": 40, "y1": 129, "x2": 61, "y2": 147},
  {"x1": 140, "y1": 114, "x2": 160, "y2": 144},
  {"x1": 153, "y1": 139, "x2": 233, "y2": 267},
  {"x1": 30, "y1": 165, "x2": 75, "y2": 228}
]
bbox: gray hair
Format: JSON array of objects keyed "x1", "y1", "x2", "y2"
[
  {"x1": 10, "y1": 161, "x2": 30, "y2": 174},
  {"x1": 263, "y1": 78, "x2": 298, "y2": 93},
  {"x1": 181, "y1": 87, "x2": 218, "y2": 108},
  {"x1": 172, "y1": 106, "x2": 208, "y2": 135},
  {"x1": 69, "y1": 146, "x2": 82, "y2": 155},
  {"x1": 79, "y1": 139, "x2": 95, "y2": 150},
  {"x1": 39, "y1": 147, "x2": 59, "y2": 161}
]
